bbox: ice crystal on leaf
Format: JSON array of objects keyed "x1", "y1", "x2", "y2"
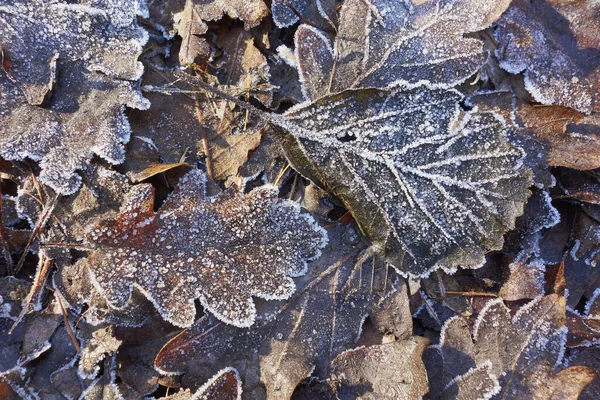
[
  {"x1": 0, "y1": 0, "x2": 149, "y2": 194},
  {"x1": 84, "y1": 169, "x2": 327, "y2": 328},
  {"x1": 279, "y1": 88, "x2": 531, "y2": 277},
  {"x1": 424, "y1": 295, "x2": 596, "y2": 399},
  {"x1": 294, "y1": 0, "x2": 511, "y2": 96}
]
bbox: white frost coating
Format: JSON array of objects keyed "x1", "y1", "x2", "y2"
[
  {"x1": 294, "y1": 24, "x2": 335, "y2": 100},
  {"x1": 0, "y1": 366, "x2": 40, "y2": 400},
  {"x1": 276, "y1": 45, "x2": 298, "y2": 68},
  {"x1": 554, "y1": 325, "x2": 568, "y2": 369},
  {"x1": 191, "y1": 367, "x2": 242, "y2": 400},
  {"x1": 472, "y1": 298, "x2": 505, "y2": 341},
  {"x1": 282, "y1": 82, "x2": 531, "y2": 277},
  {"x1": 85, "y1": 169, "x2": 328, "y2": 328},
  {"x1": 585, "y1": 287, "x2": 600, "y2": 316},
  {"x1": 443, "y1": 360, "x2": 501, "y2": 400}
]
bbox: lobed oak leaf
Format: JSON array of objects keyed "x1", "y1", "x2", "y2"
[
  {"x1": 423, "y1": 295, "x2": 596, "y2": 399},
  {"x1": 84, "y1": 169, "x2": 327, "y2": 328},
  {"x1": 154, "y1": 223, "x2": 405, "y2": 400},
  {"x1": 0, "y1": 0, "x2": 150, "y2": 194}
]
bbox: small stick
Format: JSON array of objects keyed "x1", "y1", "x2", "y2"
[
  {"x1": 0, "y1": 180, "x2": 14, "y2": 273},
  {"x1": 57, "y1": 295, "x2": 81, "y2": 353}
]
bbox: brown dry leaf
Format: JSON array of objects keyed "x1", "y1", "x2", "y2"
[
  {"x1": 154, "y1": 223, "x2": 403, "y2": 400},
  {"x1": 423, "y1": 295, "x2": 595, "y2": 399},
  {"x1": 567, "y1": 348, "x2": 600, "y2": 400},
  {"x1": 514, "y1": 103, "x2": 600, "y2": 171},
  {"x1": 85, "y1": 169, "x2": 327, "y2": 328},
  {"x1": 132, "y1": 67, "x2": 266, "y2": 182},
  {"x1": 495, "y1": 0, "x2": 600, "y2": 114},
  {"x1": 469, "y1": 91, "x2": 600, "y2": 171},
  {"x1": 564, "y1": 210, "x2": 600, "y2": 308},
  {"x1": 567, "y1": 288, "x2": 600, "y2": 348},
  {"x1": 124, "y1": 136, "x2": 191, "y2": 183},
  {"x1": 499, "y1": 260, "x2": 545, "y2": 301},
  {"x1": 331, "y1": 337, "x2": 430, "y2": 400}
]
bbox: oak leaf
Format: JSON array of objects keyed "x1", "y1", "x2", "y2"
[
  {"x1": 0, "y1": 0, "x2": 149, "y2": 194},
  {"x1": 84, "y1": 169, "x2": 327, "y2": 328},
  {"x1": 154, "y1": 223, "x2": 405, "y2": 400},
  {"x1": 423, "y1": 295, "x2": 596, "y2": 399}
]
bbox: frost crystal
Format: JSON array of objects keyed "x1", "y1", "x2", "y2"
[
  {"x1": 0, "y1": 0, "x2": 149, "y2": 194},
  {"x1": 281, "y1": 88, "x2": 531, "y2": 276},
  {"x1": 85, "y1": 169, "x2": 327, "y2": 328}
]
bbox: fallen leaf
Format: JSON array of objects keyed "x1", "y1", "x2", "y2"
[
  {"x1": 423, "y1": 295, "x2": 595, "y2": 399},
  {"x1": 331, "y1": 337, "x2": 430, "y2": 400},
  {"x1": 567, "y1": 287, "x2": 600, "y2": 348},
  {"x1": 498, "y1": 260, "x2": 545, "y2": 301},
  {"x1": 85, "y1": 169, "x2": 327, "y2": 328},
  {"x1": 0, "y1": 0, "x2": 149, "y2": 194},
  {"x1": 154, "y1": 223, "x2": 401, "y2": 399},
  {"x1": 174, "y1": 0, "x2": 269, "y2": 66},
  {"x1": 495, "y1": 0, "x2": 600, "y2": 114},
  {"x1": 567, "y1": 348, "x2": 600, "y2": 400},
  {"x1": 279, "y1": 88, "x2": 531, "y2": 277}
]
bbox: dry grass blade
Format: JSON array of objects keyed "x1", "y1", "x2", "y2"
[
  {"x1": 9, "y1": 255, "x2": 53, "y2": 333},
  {"x1": 13, "y1": 193, "x2": 59, "y2": 276}
]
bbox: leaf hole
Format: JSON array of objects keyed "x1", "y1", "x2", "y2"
[{"x1": 336, "y1": 133, "x2": 357, "y2": 143}]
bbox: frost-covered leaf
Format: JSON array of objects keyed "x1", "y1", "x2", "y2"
[
  {"x1": 278, "y1": 88, "x2": 531, "y2": 277},
  {"x1": 498, "y1": 261, "x2": 545, "y2": 301},
  {"x1": 331, "y1": 337, "x2": 429, "y2": 400},
  {"x1": 79, "y1": 324, "x2": 122, "y2": 380},
  {"x1": 154, "y1": 223, "x2": 405, "y2": 399},
  {"x1": 0, "y1": 0, "x2": 150, "y2": 194},
  {"x1": 423, "y1": 295, "x2": 595, "y2": 399},
  {"x1": 192, "y1": 367, "x2": 241, "y2": 400},
  {"x1": 495, "y1": 0, "x2": 600, "y2": 114},
  {"x1": 84, "y1": 169, "x2": 327, "y2": 328},
  {"x1": 294, "y1": 0, "x2": 510, "y2": 97}
]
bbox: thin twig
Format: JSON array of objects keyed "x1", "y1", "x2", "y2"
[{"x1": 57, "y1": 295, "x2": 81, "y2": 353}]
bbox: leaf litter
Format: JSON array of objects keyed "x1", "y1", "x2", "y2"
[{"x1": 1, "y1": 0, "x2": 600, "y2": 398}]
